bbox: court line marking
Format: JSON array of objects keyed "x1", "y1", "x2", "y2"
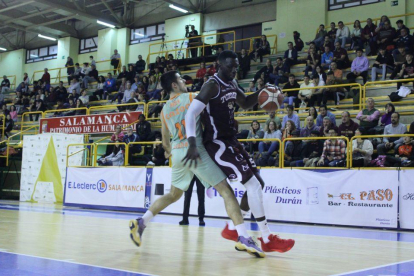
[
  {"x1": 331, "y1": 258, "x2": 414, "y2": 276},
  {"x1": 1, "y1": 251, "x2": 158, "y2": 276}
]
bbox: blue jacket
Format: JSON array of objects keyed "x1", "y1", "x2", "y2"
[
  {"x1": 104, "y1": 78, "x2": 116, "y2": 89},
  {"x1": 124, "y1": 133, "x2": 142, "y2": 152},
  {"x1": 316, "y1": 111, "x2": 337, "y2": 127}
]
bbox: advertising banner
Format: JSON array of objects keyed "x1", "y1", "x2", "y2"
[
  {"x1": 398, "y1": 170, "x2": 414, "y2": 229},
  {"x1": 261, "y1": 169, "x2": 399, "y2": 228},
  {"x1": 39, "y1": 111, "x2": 141, "y2": 134},
  {"x1": 64, "y1": 167, "x2": 146, "y2": 209}
]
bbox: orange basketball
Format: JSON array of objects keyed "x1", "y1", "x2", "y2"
[{"x1": 258, "y1": 85, "x2": 284, "y2": 112}]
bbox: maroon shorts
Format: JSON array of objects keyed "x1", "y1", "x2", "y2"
[{"x1": 204, "y1": 137, "x2": 258, "y2": 184}]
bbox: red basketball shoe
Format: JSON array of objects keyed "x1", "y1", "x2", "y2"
[
  {"x1": 258, "y1": 234, "x2": 295, "y2": 253},
  {"x1": 221, "y1": 222, "x2": 238, "y2": 242}
]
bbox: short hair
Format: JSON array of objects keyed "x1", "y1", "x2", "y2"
[
  {"x1": 276, "y1": 57, "x2": 282, "y2": 61},
  {"x1": 338, "y1": 21, "x2": 343, "y2": 24},
  {"x1": 288, "y1": 41, "x2": 293, "y2": 45},
  {"x1": 342, "y1": 111, "x2": 350, "y2": 117},
  {"x1": 320, "y1": 24, "x2": 325, "y2": 28},
  {"x1": 107, "y1": 73, "x2": 112, "y2": 76},
  {"x1": 304, "y1": 75, "x2": 310, "y2": 79},
  {"x1": 392, "y1": 112, "x2": 400, "y2": 119},
  {"x1": 160, "y1": 70, "x2": 178, "y2": 93},
  {"x1": 330, "y1": 22, "x2": 335, "y2": 25},
  {"x1": 325, "y1": 45, "x2": 331, "y2": 50},
  {"x1": 319, "y1": 104, "x2": 327, "y2": 110},
  {"x1": 355, "y1": 48, "x2": 363, "y2": 53},
  {"x1": 75, "y1": 63, "x2": 79, "y2": 66},
  {"x1": 286, "y1": 105, "x2": 294, "y2": 111},
  {"x1": 89, "y1": 56, "x2": 93, "y2": 59},
  {"x1": 323, "y1": 117, "x2": 331, "y2": 121},
  {"x1": 218, "y1": 50, "x2": 238, "y2": 64},
  {"x1": 139, "y1": 114, "x2": 146, "y2": 119},
  {"x1": 289, "y1": 74, "x2": 295, "y2": 78},
  {"x1": 396, "y1": 19, "x2": 403, "y2": 24}
]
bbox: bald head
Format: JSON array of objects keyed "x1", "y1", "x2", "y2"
[{"x1": 306, "y1": 116, "x2": 315, "y2": 128}]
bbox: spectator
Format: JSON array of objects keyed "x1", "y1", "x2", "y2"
[
  {"x1": 269, "y1": 57, "x2": 289, "y2": 86},
  {"x1": 309, "y1": 106, "x2": 318, "y2": 119},
  {"x1": 356, "y1": 98, "x2": 380, "y2": 134},
  {"x1": 322, "y1": 71, "x2": 346, "y2": 106},
  {"x1": 377, "y1": 112, "x2": 406, "y2": 155},
  {"x1": 82, "y1": 64, "x2": 98, "y2": 89},
  {"x1": 250, "y1": 35, "x2": 270, "y2": 62},
  {"x1": 265, "y1": 111, "x2": 281, "y2": 130},
  {"x1": 98, "y1": 144, "x2": 124, "y2": 166},
  {"x1": 351, "y1": 20, "x2": 363, "y2": 50},
  {"x1": 124, "y1": 126, "x2": 142, "y2": 157},
  {"x1": 121, "y1": 81, "x2": 135, "y2": 104},
  {"x1": 206, "y1": 60, "x2": 217, "y2": 76},
  {"x1": 29, "y1": 100, "x2": 47, "y2": 121},
  {"x1": 390, "y1": 43, "x2": 407, "y2": 77},
  {"x1": 321, "y1": 46, "x2": 334, "y2": 70},
  {"x1": 186, "y1": 25, "x2": 199, "y2": 58},
  {"x1": 92, "y1": 76, "x2": 106, "y2": 101},
  {"x1": 40, "y1": 68, "x2": 50, "y2": 90},
  {"x1": 111, "y1": 78, "x2": 127, "y2": 103},
  {"x1": 117, "y1": 66, "x2": 128, "y2": 85},
  {"x1": 393, "y1": 28, "x2": 413, "y2": 54},
  {"x1": 300, "y1": 116, "x2": 320, "y2": 137},
  {"x1": 148, "y1": 137, "x2": 166, "y2": 166},
  {"x1": 362, "y1": 18, "x2": 377, "y2": 56},
  {"x1": 135, "y1": 55, "x2": 146, "y2": 75},
  {"x1": 136, "y1": 114, "x2": 154, "y2": 141},
  {"x1": 281, "y1": 105, "x2": 300, "y2": 130},
  {"x1": 132, "y1": 75, "x2": 143, "y2": 92},
  {"x1": 282, "y1": 119, "x2": 296, "y2": 141},
  {"x1": 381, "y1": 103, "x2": 395, "y2": 127},
  {"x1": 166, "y1": 54, "x2": 176, "y2": 70},
  {"x1": 396, "y1": 51, "x2": 414, "y2": 89},
  {"x1": 330, "y1": 62, "x2": 343, "y2": 80},
  {"x1": 1, "y1": 75, "x2": 10, "y2": 93},
  {"x1": 298, "y1": 75, "x2": 314, "y2": 108},
  {"x1": 282, "y1": 74, "x2": 300, "y2": 108},
  {"x1": 195, "y1": 62, "x2": 207, "y2": 84},
  {"x1": 23, "y1": 72, "x2": 30, "y2": 86},
  {"x1": 110, "y1": 49, "x2": 121, "y2": 74},
  {"x1": 376, "y1": 20, "x2": 396, "y2": 50},
  {"x1": 303, "y1": 131, "x2": 324, "y2": 167},
  {"x1": 375, "y1": 15, "x2": 390, "y2": 32},
  {"x1": 254, "y1": 59, "x2": 273, "y2": 83},
  {"x1": 16, "y1": 82, "x2": 28, "y2": 95},
  {"x1": 284, "y1": 129, "x2": 306, "y2": 167},
  {"x1": 103, "y1": 73, "x2": 117, "y2": 100},
  {"x1": 68, "y1": 63, "x2": 82, "y2": 83},
  {"x1": 68, "y1": 78, "x2": 81, "y2": 97},
  {"x1": 126, "y1": 65, "x2": 135, "y2": 83},
  {"x1": 309, "y1": 74, "x2": 323, "y2": 106},
  {"x1": 52, "y1": 81, "x2": 68, "y2": 101},
  {"x1": 395, "y1": 19, "x2": 410, "y2": 38},
  {"x1": 317, "y1": 128, "x2": 346, "y2": 167},
  {"x1": 338, "y1": 111, "x2": 359, "y2": 139},
  {"x1": 335, "y1": 21, "x2": 351, "y2": 49},
  {"x1": 179, "y1": 176, "x2": 206, "y2": 226},
  {"x1": 65, "y1": 57, "x2": 74, "y2": 83},
  {"x1": 9, "y1": 105, "x2": 17, "y2": 123},
  {"x1": 293, "y1": 31, "x2": 304, "y2": 51},
  {"x1": 192, "y1": 75, "x2": 207, "y2": 92},
  {"x1": 89, "y1": 56, "x2": 96, "y2": 67},
  {"x1": 53, "y1": 100, "x2": 65, "y2": 117},
  {"x1": 63, "y1": 98, "x2": 76, "y2": 116},
  {"x1": 410, "y1": 122, "x2": 414, "y2": 134},
  {"x1": 153, "y1": 56, "x2": 164, "y2": 72},
  {"x1": 371, "y1": 46, "x2": 394, "y2": 81},
  {"x1": 307, "y1": 24, "x2": 327, "y2": 48},
  {"x1": 385, "y1": 134, "x2": 414, "y2": 167},
  {"x1": 305, "y1": 48, "x2": 320, "y2": 76},
  {"x1": 332, "y1": 41, "x2": 351, "y2": 69},
  {"x1": 316, "y1": 105, "x2": 336, "y2": 127},
  {"x1": 282, "y1": 42, "x2": 298, "y2": 72},
  {"x1": 238, "y1": 49, "x2": 250, "y2": 80},
  {"x1": 80, "y1": 63, "x2": 91, "y2": 79},
  {"x1": 78, "y1": 89, "x2": 89, "y2": 106},
  {"x1": 321, "y1": 36, "x2": 334, "y2": 54},
  {"x1": 110, "y1": 125, "x2": 125, "y2": 145},
  {"x1": 320, "y1": 117, "x2": 338, "y2": 137},
  {"x1": 352, "y1": 128, "x2": 374, "y2": 167},
  {"x1": 245, "y1": 81, "x2": 256, "y2": 93},
  {"x1": 258, "y1": 121, "x2": 281, "y2": 157},
  {"x1": 347, "y1": 48, "x2": 369, "y2": 84},
  {"x1": 149, "y1": 89, "x2": 169, "y2": 118},
  {"x1": 247, "y1": 120, "x2": 264, "y2": 154},
  {"x1": 327, "y1": 22, "x2": 337, "y2": 42},
  {"x1": 4, "y1": 114, "x2": 13, "y2": 138},
  {"x1": 74, "y1": 99, "x2": 86, "y2": 116}
]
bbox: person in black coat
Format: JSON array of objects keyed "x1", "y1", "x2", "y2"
[
  {"x1": 238, "y1": 49, "x2": 250, "y2": 80},
  {"x1": 136, "y1": 114, "x2": 154, "y2": 141}
]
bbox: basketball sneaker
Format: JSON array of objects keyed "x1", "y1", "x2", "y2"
[
  {"x1": 258, "y1": 234, "x2": 295, "y2": 253},
  {"x1": 235, "y1": 236, "x2": 265, "y2": 258},
  {"x1": 129, "y1": 218, "x2": 146, "y2": 247},
  {"x1": 221, "y1": 222, "x2": 238, "y2": 242}
]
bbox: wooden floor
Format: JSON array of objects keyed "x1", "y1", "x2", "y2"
[{"x1": 1, "y1": 201, "x2": 414, "y2": 276}]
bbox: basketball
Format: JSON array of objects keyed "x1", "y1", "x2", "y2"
[{"x1": 258, "y1": 85, "x2": 284, "y2": 112}]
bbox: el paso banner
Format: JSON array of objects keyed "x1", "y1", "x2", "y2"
[{"x1": 39, "y1": 112, "x2": 141, "y2": 134}]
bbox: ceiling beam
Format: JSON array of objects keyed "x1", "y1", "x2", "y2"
[
  {"x1": 0, "y1": 1, "x2": 35, "y2": 14},
  {"x1": 100, "y1": 0, "x2": 123, "y2": 24},
  {"x1": 3, "y1": 8, "x2": 55, "y2": 24},
  {"x1": 26, "y1": 15, "x2": 78, "y2": 29}
]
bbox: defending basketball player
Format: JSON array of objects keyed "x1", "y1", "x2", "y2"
[
  {"x1": 129, "y1": 71, "x2": 265, "y2": 258},
  {"x1": 183, "y1": 50, "x2": 295, "y2": 253}
]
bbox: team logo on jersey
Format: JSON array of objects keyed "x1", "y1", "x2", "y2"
[
  {"x1": 228, "y1": 101, "x2": 234, "y2": 110},
  {"x1": 242, "y1": 164, "x2": 250, "y2": 172},
  {"x1": 235, "y1": 154, "x2": 244, "y2": 162}
]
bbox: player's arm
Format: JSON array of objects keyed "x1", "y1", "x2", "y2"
[
  {"x1": 160, "y1": 111, "x2": 171, "y2": 158},
  {"x1": 235, "y1": 81, "x2": 263, "y2": 109}
]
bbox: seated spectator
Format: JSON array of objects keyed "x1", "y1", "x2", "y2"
[
  {"x1": 269, "y1": 57, "x2": 289, "y2": 86},
  {"x1": 305, "y1": 48, "x2": 320, "y2": 76},
  {"x1": 356, "y1": 98, "x2": 380, "y2": 134},
  {"x1": 103, "y1": 73, "x2": 117, "y2": 100},
  {"x1": 53, "y1": 100, "x2": 65, "y2": 117},
  {"x1": 293, "y1": 31, "x2": 304, "y2": 51},
  {"x1": 393, "y1": 28, "x2": 413, "y2": 55},
  {"x1": 303, "y1": 131, "x2": 324, "y2": 167},
  {"x1": 352, "y1": 128, "x2": 374, "y2": 167},
  {"x1": 166, "y1": 54, "x2": 176, "y2": 70},
  {"x1": 74, "y1": 99, "x2": 86, "y2": 116},
  {"x1": 89, "y1": 56, "x2": 96, "y2": 67},
  {"x1": 97, "y1": 143, "x2": 124, "y2": 166},
  {"x1": 68, "y1": 78, "x2": 81, "y2": 97},
  {"x1": 135, "y1": 55, "x2": 146, "y2": 75},
  {"x1": 321, "y1": 46, "x2": 333, "y2": 70},
  {"x1": 148, "y1": 89, "x2": 168, "y2": 118},
  {"x1": 316, "y1": 105, "x2": 336, "y2": 127},
  {"x1": 68, "y1": 63, "x2": 81, "y2": 83},
  {"x1": 127, "y1": 65, "x2": 135, "y2": 83},
  {"x1": 117, "y1": 66, "x2": 128, "y2": 85},
  {"x1": 282, "y1": 75, "x2": 300, "y2": 108},
  {"x1": 377, "y1": 112, "x2": 406, "y2": 155},
  {"x1": 82, "y1": 64, "x2": 98, "y2": 89},
  {"x1": 250, "y1": 35, "x2": 270, "y2": 62},
  {"x1": 126, "y1": 91, "x2": 145, "y2": 112},
  {"x1": 62, "y1": 98, "x2": 76, "y2": 116},
  {"x1": 92, "y1": 75, "x2": 106, "y2": 101},
  {"x1": 390, "y1": 43, "x2": 407, "y2": 80},
  {"x1": 395, "y1": 19, "x2": 411, "y2": 38},
  {"x1": 309, "y1": 74, "x2": 323, "y2": 106},
  {"x1": 206, "y1": 60, "x2": 217, "y2": 76},
  {"x1": 78, "y1": 89, "x2": 89, "y2": 106},
  {"x1": 335, "y1": 21, "x2": 351, "y2": 49},
  {"x1": 306, "y1": 24, "x2": 327, "y2": 48},
  {"x1": 332, "y1": 41, "x2": 351, "y2": 69},
  {"x1": 111, "y1": 124, "x2": 125, "y2": 143},
  {"x1": 192, "y1": 75, "x2": 208, "y2": 92},
  {"x1": 282, "y1": 119, "x2": 297, "y2": 141},
  {"x1": 124, "y1": 126, "x2": 142, "y2": 156},
  {"x1": 371, "y1": 46, "x2": 394, "y2": 81},
  {"x1": 148, "y1": 137, "x2": 166, "y2": 166},
  {"x1": 258, "y1": 121, "x2": 282, "y2": 157},
  {"x1": 330, "y1": 62, "x2": 343, "y2": 80},
  {"x1": 385, "y1": 134, "x2": 414, "y2": 167},
  {"x1": 238, "y1": 49, "x2": 250, "y2": 80},
  {"x1": 375, "y1": 15, "x2": 390, "y2": 32},
  {"x1": 338, "y1": 111, "x2": 359, "y2": 139},
  {"x1": 111, "y1": 78, "x2": 127, "y2": 103},
  {"x1": 29, "y1": 100, "x2": 47, "y2": 121},
  {"x1": 245, "y1": 81, "x2": 256, "y2": 93},
  {"x1": 23, "y1": 72, "x2": 30, "y2": 86},
  {"x1": 396, "y1": 51, "x2": 414, "y2": 89},
  {"x1": 300, "y1": 116, "x2": 320, "y2": 137},
  {"x1": 282, "y1": 42, "x2": 298, "y2": 72},
  {"x1": 110, "y1": 49, "x2": 121, "y2": 74},
  {"x1": 362, "y1": 18, "x2": 377, "y2": 56},
  {"x1": 282, "y1": 105, "x2": 300, "y2": 130},
  {"x1": 16, "y1": 82, "x2": 28, "y2": 95},
  {"x1": 317, "y1": 128, "x2": 346, "y2": 167},
  {"x1": 195, "y1": 62, "x2": 207, "y2": 84},
  {"x1": 351, "y1": 20, "x2": 363, "y2": 50},
  {"x1": 322, "y1": 71, "x2": 346, "y2": 106},
  {"x1": 9, "y1": 105, "x2": 17, "y2": 123},
  {"x1": 327, "y1": 22, "x2": 337, "y2": 42},
  {"x1": 131, "y1": 75, "x2": 143, "y2": 92},
  {"x1": 52, "y1": 81, "x2": 68, "y2": 101},
  {"x1": 347, "y1": 48, "x2": 369, "y2": 84},
  {"x1": 254, "y1": 59, "x2": 273, "y2": 83},
  {"x1": 298, "y1": 75, "x2": 314, "y2": 107},
  {"x1": 380, "y1": 103, "x2": 395, "y2": 127},
  {"x1": 1, "y1": 75, "x2": 10, "y2": 93},
  {"x1": 265, "y1": 111, "x2": 281, "y2": 130},
  {"x1": 1, "y1": 104, "x2": 9, "y2": 117},
  {"x1": 136, "y1": 114, "x2": 154, "y2": 141},
  {"x1": 376, "y1": 20, "x2": 396, "y2": 50},
  {"x1": 320, "y1": 117, "x2": 338, "y2": 137},
  {"x1": 320, "y1": 36, "x2": 333, "y2": 54},
  {"x1": 284, "y1": 129, "x2": 306, "y2": 167},
  {"x1": 4, "y1": 114, "x2": 13, "y2": 138},
  {"x1": 247, "y1": 120, "x2": 264, "y2": 154},
  {"x1": 121, "y1": 81, "x2": 135, "y2": 104}
]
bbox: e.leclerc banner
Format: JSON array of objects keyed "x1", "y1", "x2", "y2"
[{"x1": 39, "y1": 112, "x2": 141, "y2": 134}]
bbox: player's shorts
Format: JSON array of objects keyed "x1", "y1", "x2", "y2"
[
  {"x1": 204, "y1": 137, "x2": 259, "y2": 184},
  {"x1": 171, "y1": 145, "x2": 227, "y2": 191}
]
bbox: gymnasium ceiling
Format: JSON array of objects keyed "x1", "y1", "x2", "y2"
[{"x1": 0, "y1": 0, "x2": 274, "y2": 50}]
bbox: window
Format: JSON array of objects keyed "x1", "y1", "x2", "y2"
[
  {"x1": 79, "y1": 36, "x2": 98, "y2": 54},
  {"x1": 26, "y1": 45, "x2": 57, "y2": 64},
  {"x1": 328, "y1": 0, "x2": 383, "y2": 11},
  {"x1": 130, "y1": 23, "x2": 165, "y2": 45}
]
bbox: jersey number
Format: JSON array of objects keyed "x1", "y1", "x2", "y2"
[{"x1": 175, "y1": 119, "x2": 186, "y2": 140}]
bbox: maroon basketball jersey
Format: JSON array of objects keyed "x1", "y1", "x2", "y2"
[{"x1": 201, "y1": 73, "x2": 241, "y2": 142}]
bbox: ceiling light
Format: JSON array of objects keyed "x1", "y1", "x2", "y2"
[
  {"x1": 38, "y1": 34, "x2": 56, "y2": 41},
  {"x1": 0, "y1": 47, "x2": 6, "y2": 51},
  {"x1": 97, "y1": 20, "x2": 115, "y2": 28},
  {"x1": 169, "y1": 4, "x2": 188, "y2": 13},
  {"x1": 135, "y1": 33, "x2": 144, "y2": 37}
]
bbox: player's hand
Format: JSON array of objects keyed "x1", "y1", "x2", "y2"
[{"x1": 182, "y1": 145, "x2": 201, "y2": 168}]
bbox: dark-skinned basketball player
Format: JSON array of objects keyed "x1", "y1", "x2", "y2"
[{"x1": 183, "y1": 50, "x2": 295, "y2": 253}]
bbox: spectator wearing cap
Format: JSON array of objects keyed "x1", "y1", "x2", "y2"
[
  {"x1": 396, "y1": 51, "x2": 414, "y2": 89},
  {"x1": 338, "y1": 111, "x2": 359, "y2": 139},
  {"x1": 316, "y1": 105, "x2": 336, "y2": 127},
  {"x1": 335, "y1": 21, "x2": 351, "y2": 49},
  {"x1": 371, "y1": 46, "x2": 394, "y2": 81},
  {"x1": 284, "y1": 129, "x2": 306, "y2": 167},
  {"x1": 356, "y1": 98, "x2": 380, "y2": 134},
  {"x1": 347, "y1": 48, "x2": 369, "y2": 84},
  {"x1": 317, "y1": 128, "x2": 346, "y2": 167},
  {"x1": 300, "y1": 116, "x2": 320, "y2": 138},
  {"x1": 1, "y1": 75, "x2": 10, "y2": 93},
  {"x1": 306, "y1": 24, "x2": 327, "y2": 48},
  {"x1": 352, "y1": 128, "x2": 374, "y2": 167},
  {"x1": 377, "y1": 112, "x2": 406, "y2": 155}
]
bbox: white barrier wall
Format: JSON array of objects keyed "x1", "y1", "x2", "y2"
[{"x1": 399, "y1": 170, "x2": 414, "y2": 230}]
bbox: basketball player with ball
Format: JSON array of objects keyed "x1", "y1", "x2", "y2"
[{"x1": 183, "y1": 50, "x2": 295, "y2": 253}]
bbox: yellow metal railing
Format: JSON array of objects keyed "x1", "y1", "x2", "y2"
[
  {"x1": 93, "y1": 142, "x2": 129, "y2": 167},
  {"x1": 89, "y1": 102, "x2": 146, "y2": 114},
  {"x1": 364, "y1": 78, "x2": 414, "y2": 109},
  {"x1": 20, "y1": 111, "x2": 44, "y2": 133},
  {"x1": 43, "y1": 107, "x2": 89, "y2": 118},
  {"x1": 234, "y1": 35, "x2": 278, "y2": 55},
  {"x1": 1, "y1": 125, "x2": 39, "y2": 166},
  {"x1": 145, "y1": 100, "x2": 167, "y2": 121},
  {"x1": 6, "y1": 75, "x2": 16, "y2": 89},
  {"x1": 66, "y1": 143, "x2": 95, "y2": 167}
]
